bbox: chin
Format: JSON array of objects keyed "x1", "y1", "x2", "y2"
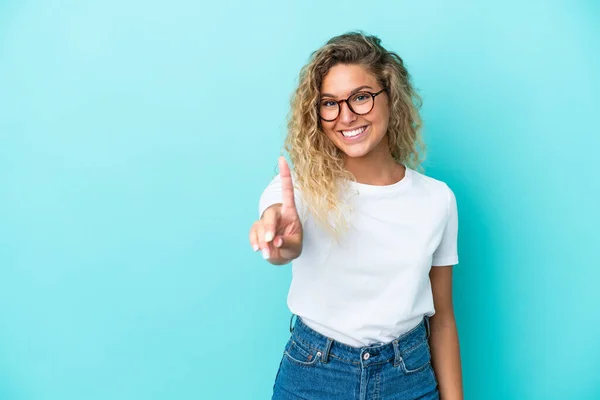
[
  {"x1": 333, "y1": 142, "x2": 374, "y2": 158},
  {"x1": 341, "y1": 146, "x2": 372, "y2": 158}
]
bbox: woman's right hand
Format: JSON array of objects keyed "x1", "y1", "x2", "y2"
[{"x1": 249, "y1": 157, "x2": 303, "y2": 265}]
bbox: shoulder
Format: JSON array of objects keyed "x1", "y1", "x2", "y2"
[
  {"x1": 409, "y1": 168, "x2": 453, "y2": 197},
  {"x1": 408, "y1": 168, "x2": 457, "y2": 221}
]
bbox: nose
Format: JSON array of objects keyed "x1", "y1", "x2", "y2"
[{"x1": 338, "y1": 100, "x2": 357, "y2": 125}]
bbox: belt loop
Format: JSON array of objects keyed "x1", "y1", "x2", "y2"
[
  {"x1": 321, "y1": 338, "x2": 333, "y2": 363},
  {"x1": 392, "y1": 339, "x2": 401, "y2": 367},
  {"x1": 424, "y1": 315, "x2": 431, "y2": 339},
  {"x1": 289, "y1": 314, "x2": 296, "y2": 333}
]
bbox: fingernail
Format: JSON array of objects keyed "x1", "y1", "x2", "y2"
[
  {"x1": 262, "y1": 248, "x2": 270, "y2": 259},
  {"x1": 265, "y1": 231, "x2": 274, "y2": 242},
  {"x1": 252, "y1": 244, "x2": 259, "y2": 251}
]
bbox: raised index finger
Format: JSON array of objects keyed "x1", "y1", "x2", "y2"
[{"x1": 278, "y1": 156, "x2": 297, "y2": 214}]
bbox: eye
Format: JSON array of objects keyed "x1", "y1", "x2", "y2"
[
  {"x1": 320, "y1": 100, "x2": 337, "y2": 108},
  {"x1": 352, "y1": 93, "x2": 370, "y2": 103}
]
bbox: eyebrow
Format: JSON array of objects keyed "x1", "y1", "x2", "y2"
[{"x1": 320, "y1": 85, "x2": 374, "y2": 98}]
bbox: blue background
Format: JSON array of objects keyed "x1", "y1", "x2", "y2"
[{"x1": 1, "y1": 1, "x2": 599, "y2": 399}]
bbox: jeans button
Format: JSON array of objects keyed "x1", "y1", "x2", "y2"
[{"x1": 363, "y1": 352, "x2": 370, "y2": 360}]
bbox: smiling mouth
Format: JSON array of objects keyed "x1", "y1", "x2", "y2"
[{"x1": 339, "y1": 125, "x2": 368, "y2": 137}]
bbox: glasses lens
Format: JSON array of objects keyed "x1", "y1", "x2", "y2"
[
  {"x1": 349, "y1": 92, "x2": 374, "y2": 115},
  {"x1": 319, "y1": 99, "x2": 339, "y2": 121}
]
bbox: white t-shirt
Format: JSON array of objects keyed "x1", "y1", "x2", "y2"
[{"x1": 258, "y1": 165, "x2": 459, "y2": 347}]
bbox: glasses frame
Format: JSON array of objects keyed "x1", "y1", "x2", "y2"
[{"x1": 318, "y1": 89, "x2": 386, "y2": 122}]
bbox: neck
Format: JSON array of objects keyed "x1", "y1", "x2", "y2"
[{"x1": 343, "y1": 140, "x2": 405, "y2": 186}]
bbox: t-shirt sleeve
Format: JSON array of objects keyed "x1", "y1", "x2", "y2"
[
  {"x1": 431, "y1": 185, "x2": 459, "y2": 267},
  {"x1": 258, "y1": 172, "x2": 306, "y2": 220}
]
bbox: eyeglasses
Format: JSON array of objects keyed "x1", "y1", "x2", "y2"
[{"x1": 318, "y1": 89, "x2": 385, "y2": 122}]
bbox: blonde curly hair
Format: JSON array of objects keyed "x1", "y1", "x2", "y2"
[{"x1": 283, "y1": 31, "x2": 426, "y2": 240}]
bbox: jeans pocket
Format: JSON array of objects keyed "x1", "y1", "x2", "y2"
[
  {"x1": 283, "y1": 339, "x2": 321, "y2": 368},
  {"x1": 399, "y1": 339, "x2": 432, "y2": 374}
]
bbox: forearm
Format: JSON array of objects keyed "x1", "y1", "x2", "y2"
[{"x1": 428, "y1": 312, "x2": 464, "y2": 400}]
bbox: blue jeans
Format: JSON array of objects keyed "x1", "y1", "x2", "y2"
[{"x1": 272, "y1": 316, "x2": 440, "y2": 400}]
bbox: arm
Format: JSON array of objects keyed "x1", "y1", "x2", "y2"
[{"x1": 429, "y1": 265, "x2": 463, "y2": 400}]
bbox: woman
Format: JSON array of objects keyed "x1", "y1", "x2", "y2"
[{"x1": 249, "y1": 32, "x2": 463, "y2": 400}]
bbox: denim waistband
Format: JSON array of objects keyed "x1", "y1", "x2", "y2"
[{"x1": 289, "y1": 315, "x2": 431, "y2": 367}]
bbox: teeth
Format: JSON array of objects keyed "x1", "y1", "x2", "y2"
[{"x1": 342, "y1": 126, "x2": 367, "y2": 137}]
